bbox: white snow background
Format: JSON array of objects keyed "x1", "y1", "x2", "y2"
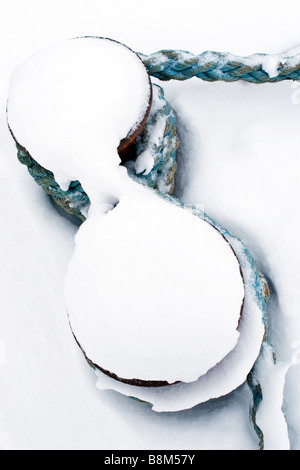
[{"x1": 1, "y1": 0, "x2": 300, "y2": 450}]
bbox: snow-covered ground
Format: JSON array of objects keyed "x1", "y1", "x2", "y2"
[{"x1": 1, "y1": 0, "x2": 300, "y2": 450}]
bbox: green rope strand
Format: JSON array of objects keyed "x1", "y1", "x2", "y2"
[{"x1": 140, "y1": 49, "x2": 300, "y2": 82}]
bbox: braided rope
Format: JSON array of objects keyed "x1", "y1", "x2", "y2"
[{"x1": 140, "y1": 48, "x2": 300, "y2": 82}]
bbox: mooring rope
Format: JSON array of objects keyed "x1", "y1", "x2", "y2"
[{"x1": 139, "y1": 48, "x2": 300, "y2": 82}]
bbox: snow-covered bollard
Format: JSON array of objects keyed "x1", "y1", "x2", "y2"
[
  {"x1": 6, "y1": 37, "x2": 268, "y2": 413},
  {"x1": 7, "y1": 37, "x2": 152, "y2": 214}
]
